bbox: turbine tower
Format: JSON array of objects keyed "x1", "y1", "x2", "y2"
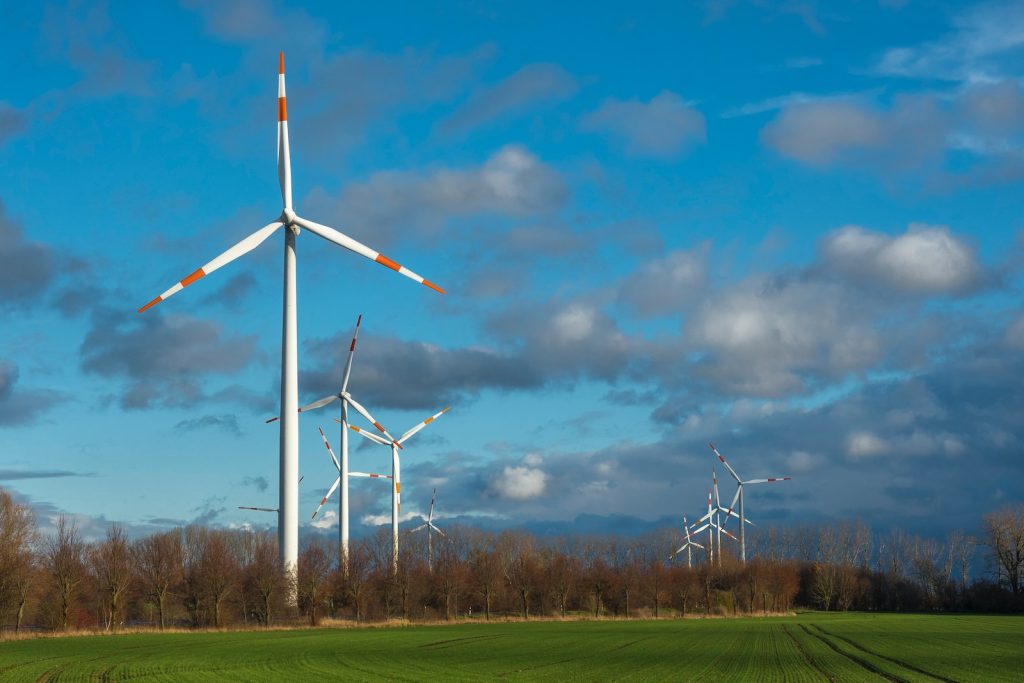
[
  {"x1": 348, "y1": 407, "x2": 450, "y2": 574},
  {"x1": 138, "y1": 54, "x2": 444, "y2": 582},
  {"x1": 710, "y1": 443, "x2": 791, "y2": 563}
]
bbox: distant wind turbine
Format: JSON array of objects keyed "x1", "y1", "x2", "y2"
[
  {"x1": 346, "y1": 407, "x2": 450, "y2": 574},
  {"x1": 710, "y1": 443, "x2": 790, "y2": 563},
  {"x1": 670, "y1": 515, "x2": 705, "y2": 568},
  {"x1": 138, "y1": 53, "x2": 444, "y2": 580},
  {"x1": 409, "y1": 488, "x2": 447, "y2": 570}
]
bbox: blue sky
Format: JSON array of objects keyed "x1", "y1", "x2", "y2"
[{"x1": 1, "y1": 0, "x2": 1023, "y2": 542}]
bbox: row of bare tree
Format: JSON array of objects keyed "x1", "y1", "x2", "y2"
[{"x1": 1, "y1": 489, "x2": 1022, "y2": 632}]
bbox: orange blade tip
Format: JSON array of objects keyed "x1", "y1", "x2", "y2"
[
  {"x1": 137, "y1": 296, "x2": 162, "y2": 314},
  {"x1": 279, "y1": 53, "x2": 285, "y2": 74},
  {"x1": 423, "y1": 280, "x2": 445, "y2": 295}
]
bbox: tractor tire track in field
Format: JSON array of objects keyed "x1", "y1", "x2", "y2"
[
  {"x1": 782, "y1": 624, "x2": 834, "y2": 683},
  {"x1": 812, "y1": 625, "x2": 959, "y2": 683},
  {"x1": 798, "y1": 624, "x2": 905, "y2": 682},
  {"x1": 419, "y1": 633, "x2": 502, "y2": 650}
]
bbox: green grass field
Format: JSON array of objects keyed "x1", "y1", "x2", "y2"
[{"x1": 0, "y1": 613, "x2": 1021, "y2": 681}]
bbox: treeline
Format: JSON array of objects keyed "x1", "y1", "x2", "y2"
[{"x1": 1, "y1": 489, "x2": 1022, "y2": 632}]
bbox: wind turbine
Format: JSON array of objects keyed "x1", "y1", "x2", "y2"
[
  {"x1": 710, "y1": 443, "x2": 791, "y2": 563},
  {"x1": 346, "y1": 406, "x2": 450, "y2": 574},
  {"x1": 409, "y1": 488, "x2": 447, "y2": 570},
  {"x1": 310, "y1": 427, "x2": 392, "y2": 522},
  {"x1": 669, "y1": 515, "x2": 705, "y2": 568},
  {"x1": 266, "y1": 315, "x2": 396, "y2": 573},
  {"x1": 691, "y1": 488, "x2": 736, "y2": 566},
  {"x1": 137, "y1": 53, "x2": 444, "y2": 580}
]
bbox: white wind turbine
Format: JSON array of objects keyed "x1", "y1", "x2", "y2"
[
  {"x1": 710, "y1": 442, "x2": 791, "y2": 564},
  {"x1": 346, "y1": 406, "x2": 450, "y2": 574},
  {"x1": 266, "y1": 315, "x2": 398, "y2": 572},
  {"x1": 669, "y1": 515, "x2": 705, "y2": 568},
  {"x1": 138, "y1": 53, "x2": 444, "y2": 579},
  {"x1": 310, "y1": 427, "x2": 392, "y2": 522},
  {"x1": 691, "y1": 487, "x2": 736, "y2": 566},
  {"x1": 409, "y1": 487, "x2": 447, "y2": 570}
]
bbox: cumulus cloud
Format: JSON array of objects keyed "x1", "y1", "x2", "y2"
[
  {"x1": 492, "y1": 461, "x2": 548, "y2": 501},
  {"x1": 761, "y1": 95, "x2": 948, "y2": 170},
  {"x1": 616, "y1": 243, "x2": 710, "y2": 317},
  {"x1": 439, "y1": 63, "x2": 578, "y2": 135},
  {"x1": 305, "y1": 145, "x2": 567, "y2": 247},
  {"x1": 581, "y1": 91, "x2": 706, "y2": 158},
  {"x1": 175, "y1": 414, "x2": 242, "y2": 436},
  {"x1": 80, "y1": 309, "x2": 257, "y2": 410},
  {"x1": 685, "y1": 275, "x2": 884, "y2": 396},
  {"x1": 821, "y1": 224, "x2": 983, "y2": 295},
  {"x1": 0, "y1": 360, "x2": 65, "y2": 426},
  {"x1": 0, "y1": 201, "x2": 57, "y2": 307},
  {"x1": 301, "y1": 300, "x2": 635, "y2": 409}
]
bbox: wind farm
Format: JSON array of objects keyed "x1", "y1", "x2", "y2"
[{"x1": 3, "y1": 2, "x2": 1024, "y2": 681}]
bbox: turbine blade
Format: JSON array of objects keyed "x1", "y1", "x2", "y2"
[
  {"x1": 340, "y1": 315, "x2": 362, "y2": 395},
  {"x1": 429, "y1": 523, "x2": 446, "y2": 538},
  {"x1": 709, "y1": 443, "x2": 742, "y2": 484},
  {"x1": 398, "y1": 406, "x2": 450, "y2": 445},
  {"x1": 342, "y1": 422, "x2": 392, "y2": 447},
  {"x1": 349, "y1": 471, "x2": 392, "y2": 479},
  {"x1": 138, "y1": 222, "x2": 282, "y2": 312},
  {"x1": 293, "y1": 215, "x2": 445, "y2": 294},
  {"x1": 299, "y1": 394, "x2": 340, "y2": 414},
  {"x1": 744, "y1": 477, "x2": 792, "y2": 484},
  {"x1": 310, "y1": 476, "x2": 340, "y2": 520},
  {"x1": 317, "y1": 426, "x2": 341, "y2": 472},
  {"x1": 342, "y1": 394, "x2": 402, "y2": 447},
  {"x1": 721, "y1": 528, "x2": 738, "y2": 541},
  {"x1": 277, "y1": 52, "x2": 292, "y2": 210},
  {"x1": 690, "y1": 523, "x2": 710, "y2": 535},
  {"x1": 238, "y1": 506, "x2": 277, "y2": 513},
  {"x1": 428, "y1": 487, "x2": 436, "y2": 523}
]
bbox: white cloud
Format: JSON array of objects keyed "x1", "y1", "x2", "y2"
[
  {"x1": 492, "y1": 464, "x2": 547, "y2": 501},
  {"x1": 310, "y1": 510, "x2": 337, "y2": 530},
  {"x1": 687, "y1": 276, "x2": 883, "y2": 396},
  {"x1": 305, "y1": 145, "x2": 566, "y2": 246},
  {"x1": 847, "y1": 431, "x2": 889, "y2": 459},
  {"x1": 874, "y1": 2, "x2": 1024, "y2": 83},
  {"x1": 761, "y1": 96, "x2": 948, "y2": 169},
  {"x1": 616, "y1": 244, "x2": 710, "y2": 317},
  {"x1": 581, "y1": 91, "x2": 706, "y2": 158},
  {"x1": 822, "y1": 224, "x2": 981, "y2": 295},
  {"x1": 1005, "y1": 314, "x2": 1024, "y2": 349}
]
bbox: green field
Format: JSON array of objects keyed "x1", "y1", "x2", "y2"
[{"x1": 0, "y1": 613, "x2": 1021, "y2": 681}]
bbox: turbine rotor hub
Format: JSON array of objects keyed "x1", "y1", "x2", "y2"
[{"x1": 281, "y1": 208, "x2": 300, "y2": 234}]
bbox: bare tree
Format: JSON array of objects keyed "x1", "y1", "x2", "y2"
[
  {"x1": 88, "y1": 525, "x2": 133, "y2": 631},
  {"x1": 133, "y1": 530, "x2": 183, "y2": 629},
  {"x1": 298, "y1": 541, "x2": 332, "y2": 625},
  {"x1": 497, "y1": 531, "x2": 538, "y2": 619},
  {"x1": 983, "y1": 505, "x2": 1024, "y2": 595},
  {"x1": 467, "y1": 531, "x2": 501, "y2": 620},
  {"x1": 0, "y1": 490, "x2": 37, "y2": 633},
  {"x1": 243, "y1": 531, "x2": 285, "y2": 625},
  {"x1": 43, "y1": 516, "x2": 85, "y2": 630}
]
